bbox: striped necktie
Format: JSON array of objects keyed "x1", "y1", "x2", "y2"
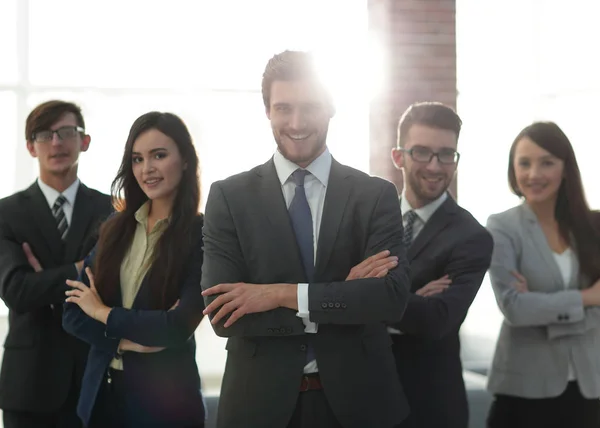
[
  {"x1": 52, "y1": 195, "x2": 68, "y2": 240},
  {"x1": 402, "y1": 210, "x2": 419, "y2": 248}
]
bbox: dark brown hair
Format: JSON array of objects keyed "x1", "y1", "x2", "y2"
[
  {"x1": 25, "y1": 100, "x2": 85, "y2": 141},
  {"x1": 508, "y1": 121, "x2": 600, "y2": 282},
  {"x1": 93, "y1": 112, "x2": 200, "y2": 309},
  {"x1": 261, "y1": 50, "x2": 333, "y2": 112},
  {"x1": 397, "y1": 102, "x2": 462, "y2": 148}
]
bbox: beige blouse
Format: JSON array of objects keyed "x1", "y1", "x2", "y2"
[{"x1": 110, "y1": 202, "x2": 169, "y2": 370}]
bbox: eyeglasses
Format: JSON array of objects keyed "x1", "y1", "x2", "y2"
[
  {"x1": 32, "y1": 126, "x2": 84, "y2": 143},
  {"x1": 400, "y1": 146, "x2": 460, "y2": 165}
]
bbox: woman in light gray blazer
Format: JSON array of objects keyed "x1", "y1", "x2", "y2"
[{"x1": 486, "y1": 122, "x2": 600, "y2": 428}]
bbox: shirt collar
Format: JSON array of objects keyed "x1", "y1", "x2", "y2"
[
  {"x1": 37, "y1": 178, "x2": 80, "y2": 208},
  {"x1": 273, "y1": 147, "x2": 332, "y2": 187},
  {"x1": 134, "y1": 201, "x2": 170, "y2": 231},
  {"x1": 401, "y1": 191, "x2": 448, "y2": 224}
]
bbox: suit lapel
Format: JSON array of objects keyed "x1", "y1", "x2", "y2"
[
  {"x1": 23, "y1": 183, "x2": 64, "y2": 262},
  {"x1": 256, "y1": 159, "x2": 306, "y2": 280},
  {"x1": 64, "y1": 183, "x2": 95, "y2": 262},
  {"x1": 408, "y1": 196, "x2": 457, "y2": 261},
  {"x1": 315, "y1": 160, "x2": 351, "y2": 277},
  {"x1": 521, "y1": 204, "x2": 564, "y2": 288}
]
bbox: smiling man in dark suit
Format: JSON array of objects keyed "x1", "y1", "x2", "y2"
[
  {"x1": 0, "y1": 100, "x2": 112, "y2": 428},
  {"x1": 201, "y1": 50, "x2": 411, "y2": 428},
  {"x1": 388, "y1": 102, "x2": 493, "y2": 428}
]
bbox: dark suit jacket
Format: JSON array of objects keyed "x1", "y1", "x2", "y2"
[
  {"x1": 202, "y1": 157, "x2": 411, "y2": 428},
  {"x1": 62, "y1": 215, "x2": 206, "y2": 427},
  {"x1": 390, "y1": 196, "x2": 493, "y2": 428},
  {"x1": 0, "y1": 182, "x2": 112, "y2": 412}
]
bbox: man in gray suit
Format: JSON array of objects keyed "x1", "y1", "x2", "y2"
[{"x1": 201, "y1": 50, "x2": 410, "y2": 428}]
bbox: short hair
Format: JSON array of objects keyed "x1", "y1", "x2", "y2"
[
  {"x1": 396, "y1": 102, "x2": 462, "y2": 148},
  {"x1": 261, "y1": 50, "x2": 333, "y2": 110},
  {"x1": 25, "y1": 100, "x2": 85, "y2": 141}
]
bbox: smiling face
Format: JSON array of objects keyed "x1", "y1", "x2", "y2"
[
  {"x1": 266, "y1": 79, "x2": 333, "y2": 168},
  {"x1": 392, "y1": 124, "x2": 458, "y2": 208},
  {"x1": 512, "y1": 136, "x2": 565, "y2": 205},
  {"x1": 131, "y1": 129, "x2": 185, "y2": 206}
]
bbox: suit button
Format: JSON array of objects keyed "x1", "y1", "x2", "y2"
[
  {"x1": 321, "y1": 303, "x2": 328, "y2": 309},
  {"x1": 565, "y1": 314, "x2": 570, "y2": 320},
  {"x1": 341, "y1": 303, "x2": 347, "y2": 309},
  {"x1": 328, "y1": 303, "x2": 334, "y2": 308},
  {"x1": 557, "y1": 315, "x2": 564, "y2": 321},
  {"x1": 334, "y1": 302, "x2": 341, "y2": 308},
  {"x1": 300, "y1": 345, "x2": 307, "y2": 351}
]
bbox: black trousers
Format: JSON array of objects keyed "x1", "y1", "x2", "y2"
[
  {"x1": 2, "y1": 380, "x2": 81, "y2": 428},
  {"x1": 487, "y1": 382, "x2": 600, "y2": 428},
  {"x1": 88, "y1": 369, "x2": 203, "y2": 428},
  {"x1": 286, "y1": 389, "x2": 343, "y2": 428}
]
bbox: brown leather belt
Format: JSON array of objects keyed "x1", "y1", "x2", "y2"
[{"x1": 300, "y1": 374, "x2": 322, "y2": 392}]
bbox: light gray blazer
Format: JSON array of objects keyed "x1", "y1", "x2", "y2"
[{"x1": 486, "y1": 203, "x2": 600, "y2": 399}]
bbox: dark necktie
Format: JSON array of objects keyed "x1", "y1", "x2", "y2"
[
  {"x1": 288, "y1": 169, "x2": 316, "y2": 364},
  {"x1": 52, "y1": 195, "x2": 68, "y2": 240},
  {"x1": 403, "y1": 210, "x2": 419, "y2": 248}
]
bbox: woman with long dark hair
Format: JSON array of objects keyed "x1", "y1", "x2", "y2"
[
  {"x1": 63, "y1": 112, "x2": 205, "y2": 427},
  {"x1": 486, "y1": 121, "x2": 600, "y2": 427}
]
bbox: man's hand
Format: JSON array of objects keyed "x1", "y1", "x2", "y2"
[
  {"x1": 416, "y1": 275, "x2": 452, "y2": 297},
  {"x1": 118, "y1": 338, "x2": 166, "y2": 354},
  {"x1": 510, "y1": 271, "x2": 529, "y2": 293},
  {"x1": 346, "y1": 250, "x2": 398, "y2": 280},
  {"x1": 22, "y1": 243, "x2": 43, "y2": 272},
  {"x1": 202, "y1": 283, "x2": 289, "y2": 328}
]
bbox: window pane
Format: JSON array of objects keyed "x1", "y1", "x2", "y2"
[
  {"x1": 0, "y1": 92, "x2": 17, "y2": 199},
  {"x1": 28, "y1": 0, "x2": 370, "y2": 92},
  {"x1": 0, "y1": 0, "x2": 18, "y2": 84}
]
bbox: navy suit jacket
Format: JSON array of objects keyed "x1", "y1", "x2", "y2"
[{"x1": 62, "y1": 215, "x2": 206, "y2": 426}]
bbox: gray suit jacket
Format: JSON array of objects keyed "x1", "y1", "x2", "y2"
[
  {"x1": 486, "y1": 203, "x2": 600, "y2": 399},
  {"x1": 202, "y1": 158, "x2": 410, "y2": 428}
]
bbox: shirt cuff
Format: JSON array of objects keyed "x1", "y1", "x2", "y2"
[{"x1": 296, "y1": 283, "x2": 310, "y2": 319}]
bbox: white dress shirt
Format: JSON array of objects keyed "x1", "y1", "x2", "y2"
[
  {"x1": 273, "y1": 147, "x2": 331, "y2": 373},
  {"x1": 388, "y1": 191, "x2": 448, "y2": 335},
  {"x1": 553, "y1": 248, "x2": 576, "y2": 380},
  {"x1": 37, "y1": 178, "x2": 80, "y2": 226}
]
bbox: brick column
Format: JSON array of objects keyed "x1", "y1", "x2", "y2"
[{"x1": 369, "y1": 0, "x2": 457, "y2": 196}]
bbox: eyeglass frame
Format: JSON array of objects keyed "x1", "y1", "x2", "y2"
[
  {"x1": 32, "y1": 126, "x2": 85, "y2": 143},
  {"x1": 399, "y1": 146, "x2": 460, "y2": 165}
]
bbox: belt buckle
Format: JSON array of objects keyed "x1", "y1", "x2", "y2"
[{"x1": 299, "y1": 375, "x2": 310, "y2": 392}]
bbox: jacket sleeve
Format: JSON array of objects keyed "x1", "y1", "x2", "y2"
[
  {"x1": 306, "y1": 182, "x2": 410, "y2": 325},
  {"x1": 0, "y1": 214, "x2": 79, "y2": 313},
  {"x1": 201, "y1": 182, "x2": 306, "y2": 338},
  {"x1": 103, "y1": 226, "x2": 206, "y2": 347},
  {"x1": 391, "y1": 228, "x2": 493, "y2": 339},
  {"x1": 62, "y1": 246, "x2": 121, "y2": 354},
  {"x1": 487, "y1": 214, "x2": 585, "y2": 327}
]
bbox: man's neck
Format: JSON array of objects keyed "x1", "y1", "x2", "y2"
[
  {"x1": 39, "y1": 169, "x2": 78, "y2": 193},
  {"x1": 404, "y1": 188, "x2": 428, "y2": 209}
]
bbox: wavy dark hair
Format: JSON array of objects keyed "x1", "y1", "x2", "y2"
[
  {"x1": 93, "y1": 112, "x2": 200, "y2": 309},
  {"x1": 508, "y1": 121, "x2": 600, "y2": 282}
]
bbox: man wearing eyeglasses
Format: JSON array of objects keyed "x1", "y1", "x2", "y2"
[
  {"x1": 388, "y1": 102, "x2": 493, "y2": 428},
  {"x1": 0, "y1": 100, "x2": 112, "y2": 428}
]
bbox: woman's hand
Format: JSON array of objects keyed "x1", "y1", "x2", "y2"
[
  {"x1": 65, "y1": 267, "x2": 111, "y2": 323},
  {"x1": 510, "y1": 271, "x2": 529, "y2": 293},
  {"x1": 118, "y1": 338, "x2": 166, "y2": 354}
]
